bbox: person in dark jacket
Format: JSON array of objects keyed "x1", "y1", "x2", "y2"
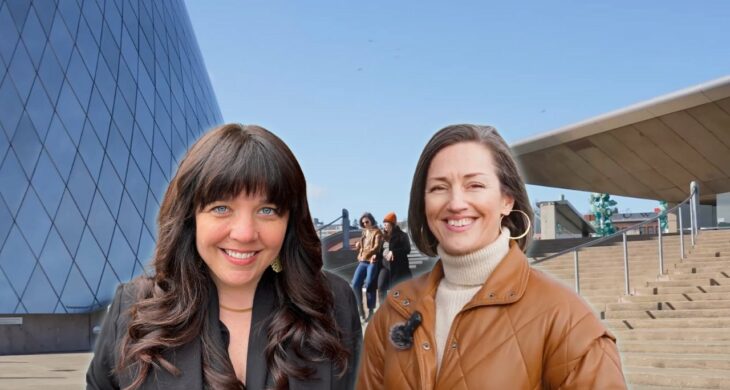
[
  {"x1": 377, "y1": 212, "x2": 412, "y2": 304},
  {"x1": 86, "y1": 124, "x2": 361, "y2": 390}
]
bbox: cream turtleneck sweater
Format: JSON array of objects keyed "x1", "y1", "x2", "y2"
[{"x1": 434, "y1": 227, "x2": 510, "y2": 368}]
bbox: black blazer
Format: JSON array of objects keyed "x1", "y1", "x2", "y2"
[{"x1": 86, "y1": 269, "x2": 362, "y2": 389}]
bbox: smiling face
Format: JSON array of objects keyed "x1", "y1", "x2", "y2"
[
  {"x1": 195, "y1": 191, "x2": 289, "y2": 292},
  {"x1": 424, "y1": 142, "x2": 514, "y2": 256}
]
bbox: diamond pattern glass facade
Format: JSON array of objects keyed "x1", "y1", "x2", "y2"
[{"x1": 0, "y1": 0, "x2": 222, "y2": 314}]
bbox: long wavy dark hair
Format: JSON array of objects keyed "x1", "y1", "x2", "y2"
[
  {"x1": 409, "y1": 124, "x2": 533, "y2": 255},
  {"x1": 117, "y1": 124, "x2": 349, "y2": 389}
]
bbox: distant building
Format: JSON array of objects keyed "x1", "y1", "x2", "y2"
[
  {"x1": 584, "y1": 211, "x2": 677, "y2": 235},
  {"x1": 0, "y1": 0, "x2": 221, "y2": 353},
  {"x1": 537, "y1": 200, "x2": 595, "y2": 239}
]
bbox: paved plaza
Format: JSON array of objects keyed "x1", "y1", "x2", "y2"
[{"x1": 0, "y1": 353, "x2": 91, "y2": 389}]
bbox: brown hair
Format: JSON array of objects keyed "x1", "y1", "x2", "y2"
[
  {"x1": 359, "y1": 212, "x2": 377, "y2": 228},
  {"x1": 408, "y1": 124, "x2": 532, "y2": 256},
  {"x1": 118, "y1": 124, "x2": 348, "y2": 389}
]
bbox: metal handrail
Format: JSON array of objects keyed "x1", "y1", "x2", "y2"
[
  {"x1": 532, "y1": 196, "x2": 691, "y2": 264},
  {"x1": 316, "y1": 216, "x2": 344, "y2": 238},
  {"x1": 531, "y1": 181, "x2": 699, "y2": 296}
]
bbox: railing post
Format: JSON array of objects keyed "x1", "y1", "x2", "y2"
[
  {"x1": 658, "y1": 222, "x2": 664, "y2": 276},
  {"x1": 342, "y1": 209, "x2": 350, "y2": 250},
  {"x1": 573, "y1": 250, "x2": 580, "y2": 294},
  {"x1": 623, "y1": 232, "x2": 631, "y2": 295},
  {"x1": 678, "y1": 210, "x2": 685, "y2": 260},
  {"x1": 690, "y1": 181, "x2": 699, "y2": 245},
  {"x1": 692, "y1": 181, "x2": 700, "y2": 235},
  {"x1": 689, "y1": 197, "x2": 696, "y2": 248}
]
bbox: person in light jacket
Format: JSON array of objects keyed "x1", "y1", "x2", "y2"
[
  {"x1": 351, "y1": 212, "x2": 383, "y2": 322},
  {"x1": 357, "y1": 124, "x2": 626, "y2": 389}
]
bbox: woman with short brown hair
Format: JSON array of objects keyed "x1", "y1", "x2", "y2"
[{"x1": 357, "y1": 124, "x2": 626, "y2": 389}]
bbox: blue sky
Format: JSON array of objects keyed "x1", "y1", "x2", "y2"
[{"x1": 184, "y1": 0, "x2": 730, "y2": 224}]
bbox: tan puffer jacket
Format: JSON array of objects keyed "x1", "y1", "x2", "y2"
[
  {"x1": 358, "y1": 227, "x2": 383, "y2": 262},
  {"x1": 357, "y1": 243, "x2": 627, "y2": 389}
]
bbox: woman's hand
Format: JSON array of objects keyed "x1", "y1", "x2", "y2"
[
  {"x1": 370, "y1": 254, "x2": 377, "y2": 263},
  {"x1": 355, "y1": 241, "x2": 361, "y2": 249}
]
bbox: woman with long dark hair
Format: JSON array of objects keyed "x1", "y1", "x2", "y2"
[
  {"x1": 357, "y1": 124, "x2": 625, "y2": 389},
  {"x1": 87, "y1": 124, "x2": 361, "y2": 390}
]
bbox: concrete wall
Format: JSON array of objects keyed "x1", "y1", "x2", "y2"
[
  {"x1": 677, "y1": 204, "x2": 717, "y2": 230},
  {"x1": 540, "y1": 204, "x2": 557, "y2": 239},
  {"x1": 539, "y1": 203, "x2": 587, "y2": 239},
  {"x1": 717, "y1": 192, "x2": 730, "y2": 227},
  {"x1": 0, "y1": 309, "x2": 107, "y2": 355}
]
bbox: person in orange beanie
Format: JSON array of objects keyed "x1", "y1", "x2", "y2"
[{"x1": 378, "y1": 212, "x2": 412, "y2": 305}]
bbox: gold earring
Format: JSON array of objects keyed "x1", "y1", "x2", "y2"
[
  {"x1": 271, "y1": 256, "x2": 283, "y2": 273},
  {"x1": 502, "y1": 209, "x2": 531, "y2": 240}
]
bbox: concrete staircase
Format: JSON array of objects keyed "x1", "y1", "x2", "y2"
[
  {"x1": 533, "y1": 230, "x2": 730, "y2": 389},
  {"x1": 407, "y1": 242, "x2": 438, "y2": 277}
]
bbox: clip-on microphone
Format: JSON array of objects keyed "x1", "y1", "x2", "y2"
[{"x1": 389, "y1": 311, "x2": 423, "y2": 350}]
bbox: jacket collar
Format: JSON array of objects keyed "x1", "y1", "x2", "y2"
[
  {"x1": 213, "y1": 269, "x2": 333, "y2": 390},
  {"x1": 161, "y1": 271, "x2": 276, "y2": 389},
  {"x1": 388, "y1": 241, "x2": 530, "y2": 318},
  {"x1": 243, "y1": 268, "x2": 276, "y2": 389},
  {"x1": 144, "y1": 269, "x2": 333, "y2": 389}
]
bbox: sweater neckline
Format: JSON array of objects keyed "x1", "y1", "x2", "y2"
[{"x1": 436, "y1": 227, "x2": 510, "y2": 286}]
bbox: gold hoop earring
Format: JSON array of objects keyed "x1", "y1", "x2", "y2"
[
  {"x1": 271, "y1": 256, "x2": 283, "y2": 273},
  {"x1": 502, "y1": 209, "x2": 531, "y2": 240}
]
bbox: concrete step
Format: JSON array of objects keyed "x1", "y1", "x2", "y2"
[
  {"x1": 696, "y1": 237, "x2": 730, "y2": 242},
  {"x1": 560, "y1": 276, "x2": 658, "y2": 287},
  {"x1": 629, "y1": 385, "x2": 715, "y2": 390},
  {"x1": 582, "y1": 295, "x2": 623, "y2": 304},
  {"x1": 539, "y1": 266, "x2": 664, "y2": 276},
  {"x1": 590, "y1": 303, "x2": 608, "y2": 314},
  {"x1": 546, "y1": 279, "x2": 642, "y2": 290},
  {"x1": 674, "y1": 261, "x2": 730, "y2": 272},
  {"x1": 690, "y1": 253, "x2": 730, "y2": 259},
  {"x1": 691, "y1": 239, "x2": 730, "y2": 244},
  {"x1": 540, "y1": 272, "x2": 664, "y2": 283},
  {"x1": 679, "y1": 257, "x2": 730, "y2": 266},
  {"x1": 541, "y1": 253, "x2": 681, "y2": 262},
  {"x1": 634, "y1": 285, "x2": 730, "y2": 295},
  {"x1": 621, "y1": 292, "x2": 730, "y2": 302},
  {"x1": 606, "y1": 300, "x2": 730, "y2": 311},
  {"x1": 623, "y1": 352, "x2": 730, "y2": 370},
  {"x1": 541, "y1": 266, "x2": 661, "y2": 275},
  {"x1": 662, "y1": 272, "x2": 730, "y2": 280},
  {"x1": 605, "y1": 308, "x2": 730, "y2": 319},
  {"x1": 678, "y1": 258, "x2": 730, "y2": 266},
  {"x1": 581, "y1": 287, "x2": 632, "y2": 297},
  {"x1": 613, "y1": 328, "x2": 730, "y2": 342},
  {"x1": 606, "y1": 317, "x2": 730, "y2": 329},
  {"x1": 645, "y1": 279, "x2": 722, "y2": 288},
  {"x1": 536, "y1": 259, "x2": 671, "y2": 270},
  {"x1": 625, "y1": 367, "x2": 730, "y2": 389}
]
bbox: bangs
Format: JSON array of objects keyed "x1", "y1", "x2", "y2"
[{"x1": 193, "y1": 134, "x2": 293, "y2": 212}]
